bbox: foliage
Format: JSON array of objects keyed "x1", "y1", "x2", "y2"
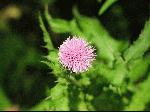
[
  {"x1": 32, "y1": 3, "x2": 150, "y2": 111},
  {"x1": 98, "y1": 0, "x2": 118, "y2": 15},
  {"x1": 0, "y1": 88, "x2": 11, "y2": 110},
  {"x1": 125, "y1": 73, "x2": 150, "y2": 111},
  {"x1": 0, "y1": 0, "x2": 150, "y2": 111}
]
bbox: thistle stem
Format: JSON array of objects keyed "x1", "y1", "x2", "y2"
[{"x1": 67, "y1": 75, "x2": 82, "y2": 88}]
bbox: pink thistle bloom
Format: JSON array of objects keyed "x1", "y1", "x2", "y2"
[{"x1": 58, "y1": 36, "x2": 96, "y2": 73}]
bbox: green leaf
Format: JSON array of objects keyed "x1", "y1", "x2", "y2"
[
  {"x1": 77, "y1": 92, "x2": 88, "y2": 111},
  {"x1": 42, "y1": 50, "x2": 65, "y2": 76},
  {"x1": 38, "y1": 14, "x2": 54, "y2": 50},
  {"x1": 43, "y1": 7, "x2": 128, "y2": 64},
  {"x1": 44, "y1": 6, "x2": 71, "y2": 33},
  {"x1": 69, "y1": 19, "x2": 85, "y2": 37},
  {"x1": 98, "y1": 0, "x2": 118, "y2": 15},
  {"x1": 47, "y1": 83, "x2": 69, "y2": 111},
  {"x1": 125, "y1": 73, "x2": 150, "y2": 111},
  {"x1": 31, "y1": 83, "x2": 69, "y2": 111},
  {"x1": 128, "y1": 56, "x2": 149, "y2": 82},
  {"x1": 72, "y1": 8, "x2": 128, "y2": 64},
  {"x1": 48, "y1": 19, "x2": 71, "y2": 33},
  {"x1": 0, "y1": 88, "x2": 11, "y2": 110},
  {"x1": 30, "y1": 100, "x2": 51, "y2": 111},
  {"x1": 92, "y1": 57, "x2": 127, "y2": 86},
  {"x1": 124, "y1": 19, "x2": 150, "y2": 61}
]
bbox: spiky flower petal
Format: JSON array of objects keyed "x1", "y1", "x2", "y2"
[{"x1": 58, "y1": 36, "x2": 96, "y2": 73}]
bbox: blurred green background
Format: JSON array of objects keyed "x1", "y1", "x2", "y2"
[{"x1": 0, "y1": 0, "x2": 150, "y2": 110}]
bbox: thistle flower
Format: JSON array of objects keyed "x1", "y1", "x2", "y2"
[{"x1": 58, "y1": 36, "x2": 96, "y2": 73}]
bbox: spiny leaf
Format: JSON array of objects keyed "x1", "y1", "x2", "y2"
[
  {"x1": 125, "y1": 73, "x2": 150, "y2": 111},
  {"x1": 43, "y1": 7, "x2": 128, "y2": 64},
  {"x1": 98, "y1": 0, "x2": 118, "y2": 15},
  {"x1": 44, "y1": 5, "x2": 71, "y2": 33},
  {"x1": 38, "y1": 14, "x2": 54, "y2": 50},
  {"x1": 72, "y1": 8, "x2": 128, "y2": 64},
  {"x1": 128, "y1": 56, "x2": 149, "y2": 82},
  {"x1": 92, "y1": 57, "x2": 127, "y2": 86},
  {"x1": 124, "y1": 19, "x2": 150, "y2": 61},
  {"x1": 46, "y1": 83, "x2": 69, "y2": 111},
  {"x1": 30, "y1": 100, "x2": 51, "y2": 111},
  {"x1": 47, "y1": 19, "x2": 71, "y2": 33},
  {"x1": 31, "y1": 83, "x2": 69, "y2": 111},
  {"x1": 41, "y1": 50, "x2": 64, "y2": 76},
  {"x1": 69, "y1": 19, "x2": 85, "y2": 37}
]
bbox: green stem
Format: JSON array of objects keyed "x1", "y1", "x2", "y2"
[{"x1": 67, "y1": 75, "x2": 82, "y2": 88}]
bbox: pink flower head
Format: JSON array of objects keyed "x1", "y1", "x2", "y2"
[{"x1": 58, "y1": 36, "x2": 96, "y2": 73}]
